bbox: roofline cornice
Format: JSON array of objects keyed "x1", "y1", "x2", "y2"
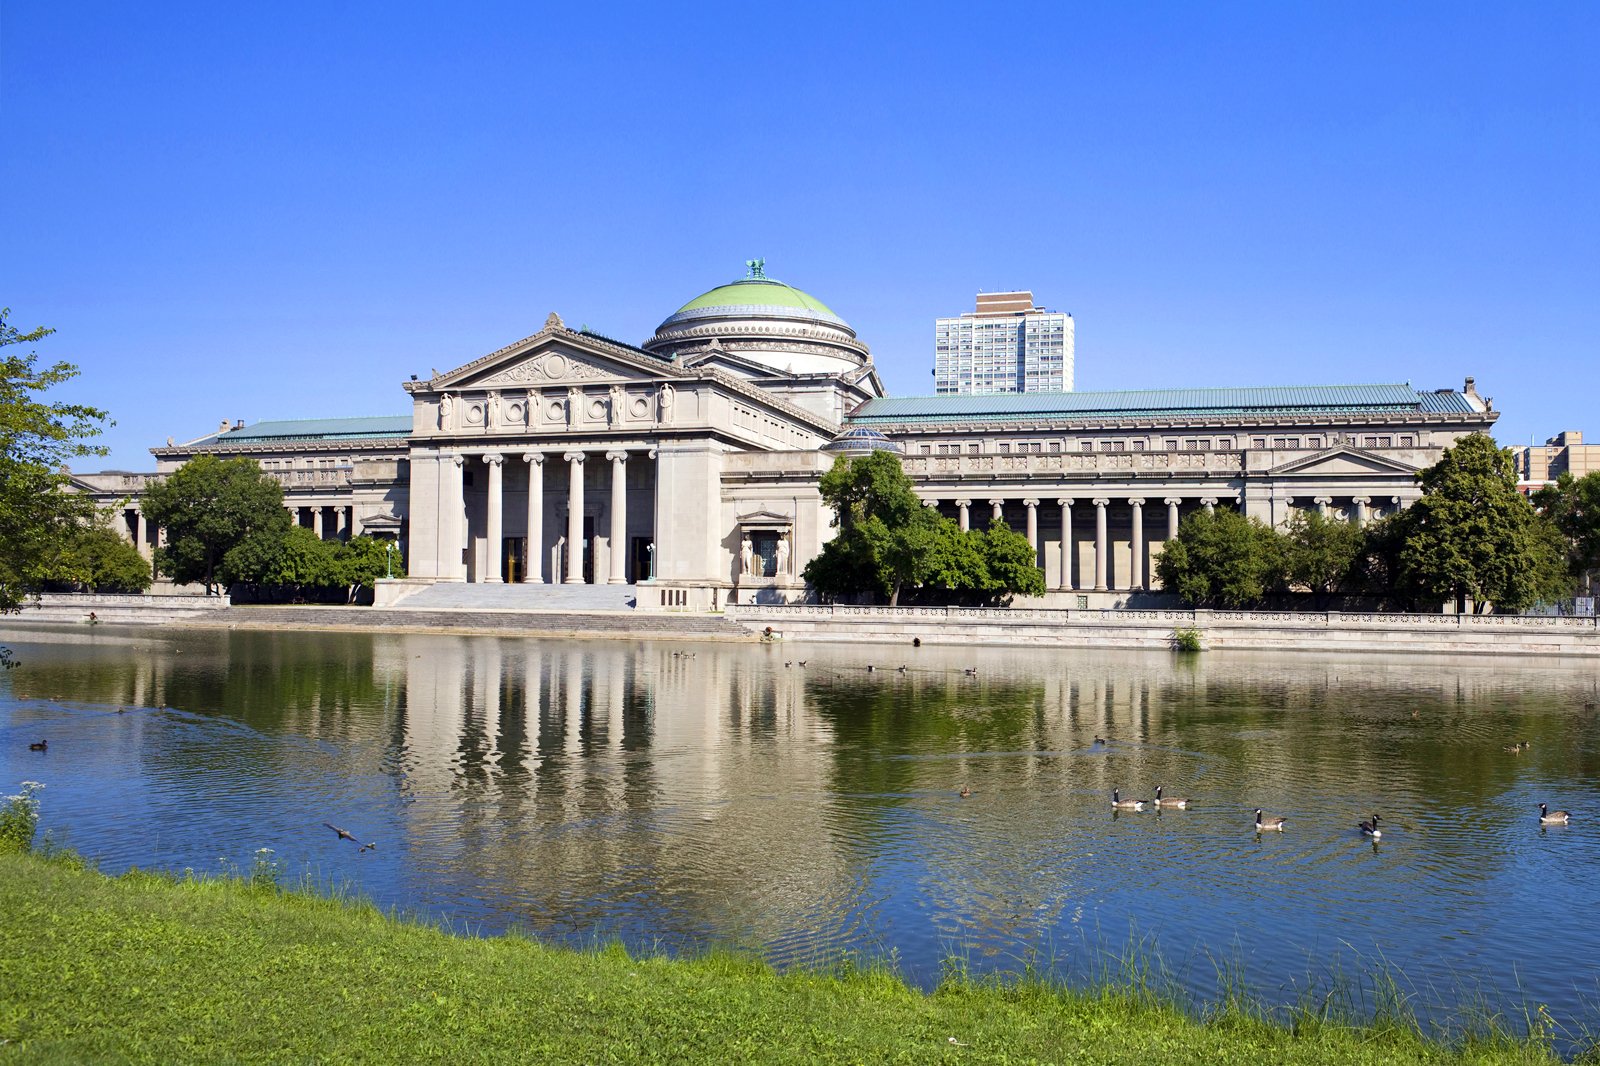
[{"x1": 851, "y1": 410, "x2": 1498, "y2": 435}]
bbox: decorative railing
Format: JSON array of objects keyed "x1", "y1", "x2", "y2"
[
  {"x1": 727, "y1": 603, "x2": 1600, "y2": 630},
  {"x1": 899, "y1": 451, "x2": 1245, "y2": 478}
]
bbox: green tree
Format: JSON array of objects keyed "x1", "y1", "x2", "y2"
[
  {"x1": 803, "y1": 452, "x2": 1044, "y2": 605},
  {"x1": 41, "y1": 522, "x2": 153, "y2": 593},
  {"x1": 0, "y1": 310, "x2": 111, "y2": 666},
  {"x1": 331, "y1": 536, "x2": 404, "y2": 602},
  {"x1": 140, "y1": 455, "x2": 292, "y2": 595},
  {"x1": 973, "y1": 520, "x2": 1047, "y2": 602},
  {"x1": 1346, "y1": 512, "x2": 1423, "y2": 610},
  {"x1": 1155, "y1": 507, "x2": 1285, "y2": 608},
  {"x1": 804, "y1": 451, "x2": 930, "y2": 603},
  {"x1": 1399, "y1": 433, "x2": 1571, "y2": 613},
  {"x1": 1533, "y1": 471, "x2": 1600, "y2": 594},
  {"x1": 1283, "y1": 509, "x2": 1364, "y2": 607}
]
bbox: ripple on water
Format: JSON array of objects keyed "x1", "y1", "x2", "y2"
[{"x1": 5, "y1": 633, "x2": 1600, "y2": 1049}]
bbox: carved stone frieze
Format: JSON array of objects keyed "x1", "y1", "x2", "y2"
[{"x1": 478, "y1": 351, "x2": 613, "y2": 387}]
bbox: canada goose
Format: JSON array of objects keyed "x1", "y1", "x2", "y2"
[
  {"x1": 866, "y1": 665, "x2": 876, "y2": 673},
  {"x1": 1154, "y1": 785, "x2": 1188, "y2": 809},
  {"x1": 964, "y1": 667, "x2": 978, "y2": 677},
  {"x1": 28, "y1": 740, "x2": 47, "y2": 751},
  {"x1": 797, "y1": 661, "x2": 807, "y2": 667},
  {"x1": 1538, "y1": 803, "x2": 1571, "y2": 825},
  {"x1": 959, "y1": 785, "x2": 971, "y2": 799},
  {"x1": 897, "y1": 665, "x2": 907, "y2": 673},
  {"x1": 1111, "y1": 790, "x2": 1144, "y2": 811},
  {"x1": 1254, "y1": 809, "x2": 1287, "y2": 831},
  {"x1": 1358, "y1": 814, "x2": 1382, "y2": 838},
  {"x1": 1092, "y1": 736, "x2": 1107, "y2": 747},
  {"x1": 324, "y1": 822, "x2": 377, "y2": 850}
]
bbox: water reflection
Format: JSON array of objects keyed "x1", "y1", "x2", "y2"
[{"x1": 3, "y1": 625, "x2": 1599, "y2": 1037}]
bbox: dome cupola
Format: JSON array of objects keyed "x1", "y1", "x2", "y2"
[{"x1": 644, "y1": 260, "x2": 872, "y2": 377}]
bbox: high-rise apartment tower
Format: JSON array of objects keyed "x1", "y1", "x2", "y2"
[{"x1": 934, "y1": 291, "x2": 1074, "y2": 394}]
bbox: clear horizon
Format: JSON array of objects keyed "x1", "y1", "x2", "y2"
[{"x1": 4, "y1": 3, "x2": 1596, "y2": 470}]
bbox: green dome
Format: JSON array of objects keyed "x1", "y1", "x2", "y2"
[{"x1": 675, "y1": 277, "x2": 838, "y2": 318}]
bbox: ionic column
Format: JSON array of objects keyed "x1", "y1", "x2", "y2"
[
  {"x1": 1093, "y1": 497, "x2": 1110, "y2": 591},
  {"x1": 133, "y1": 511, "x2": 148, "y2": 558},
  {"x1": 1315, "y1": 496, "x2": 1332, "y2": 518},
  {"x1": 1201, "y1": 496, "x2": 1218, "y2": 514},
  {"x1": 1390, "y1": 495, "x2": 1403, "y2": 516},
  {"x1": 1129, "y1": 497, "x2": 1145, "y2": 591},
  {"x1": 990, "y1": 498, "x2": 1004, "y2": 524},
  {"x1": 1057, "y1": 498, "x2": 1074, "y2": 590},
  {"x1": 956, "y1": 499, "x2": 971, "y2": 532},
  {"x1": 607, "y1": 450, "x2": 628, "y2": 585},
  {"x1": 312, "y1": 506, "x2": 324, "y2": 540},
  {"x1": 565, "y1": 451, "x2": 586, "y2": 584},
  {"x1": 1164, "y1": 497, "x2": 1181, "y2": 540},
  {"x1": 1353, "y1": 496, "x2": 1370, "y2": 527},
  {"x1": 1023, "y1": 499, "x2": 1039, "y2": 552},
  {"x1": 484, "y1": 453, "x2": 505, "y2": 583},
  {"x1": 524, "y1": 452, "x2": 545, "y2": 583}
]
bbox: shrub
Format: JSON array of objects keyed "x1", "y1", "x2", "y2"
[
  {"x1": 0, "y1": 781, "x2": 44, "y2": 854},
  {"x1": 1172, "y1": 627, "x2": 1203, "y2": 653}
]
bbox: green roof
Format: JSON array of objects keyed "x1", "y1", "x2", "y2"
[
  {"x1": 848, "y1": 384, "x2": 1477, "y2": 425},
  {"x1": 210, "y1": 416, "x2": 413, "y2": 444},
  {"x1": 676, "y1": 278, "x2": 837, "y2": 317}
]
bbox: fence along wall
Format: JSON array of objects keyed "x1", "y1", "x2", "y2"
[{"x1": 727, "y1": 604, "x2": 1600, "y2": 657}]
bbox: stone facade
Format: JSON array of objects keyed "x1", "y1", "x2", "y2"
[{"x1": 74, "y1": 266, "x2": 1498, "y2": 608}]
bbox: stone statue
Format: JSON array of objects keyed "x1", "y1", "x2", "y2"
[
  {"x1": 438, "y1": 394, "x2": 454, "y2": 429},
  {"x1": 658, "y1": 383, "x2": 675, "y2": 418},
  {"x1": 567, "y1": 386, "x2": 581, "y2": 426},
  {"x1": 775, "y1": 534, "x2": 790, "y2": 576},
  {"x1": 609, "y1": 383, "x2": 624, "y2": 426},
  {"x1": 740, "y1": 535, "x2": 754, "y2": 576},
  {"x1": 486, "y1": 391, "x2": 499, "y2": 428}
]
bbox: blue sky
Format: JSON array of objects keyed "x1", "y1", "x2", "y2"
[{"x1": 4, "y1": 3, "x2": 1596, "y2": 470}]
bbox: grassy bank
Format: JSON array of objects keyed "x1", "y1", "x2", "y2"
[{"x1": 0, "y1": 853, "x2": 1572, "y2": 1064}]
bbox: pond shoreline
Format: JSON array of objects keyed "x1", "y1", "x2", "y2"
[
  {"x1": 0, "y1": 850, "x2": 1567, "y2": 1064},
  {"x1": 9, "y1": 601, "x2": 1600, "y2": 657}
]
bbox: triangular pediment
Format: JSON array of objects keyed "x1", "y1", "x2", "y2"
[
  {"x1": 428, "y1": 319, "x2": 686, "y2": 393},
  {"x1": 1269, "y1": 446, "x2": 1420, "y2": 477}
]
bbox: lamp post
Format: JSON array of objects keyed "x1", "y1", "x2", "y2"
[{"x1": 385, "y1": 540, "x2": 396, "y2": 579}]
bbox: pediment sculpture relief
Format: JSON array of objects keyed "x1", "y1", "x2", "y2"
[{"x1": 477, "y1": 351, "x2": 613, "y2": 387}]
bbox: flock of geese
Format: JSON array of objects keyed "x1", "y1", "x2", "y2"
[{"x1": 1095, "y1": 789, "x2": 1572, "y2": 831}]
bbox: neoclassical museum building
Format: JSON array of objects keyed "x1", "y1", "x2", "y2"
[{"x1": 77, "y1": 264, "x2": 1498, "y2": 609}]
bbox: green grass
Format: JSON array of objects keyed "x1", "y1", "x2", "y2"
[{"x1": 0, "y1": 851, "x2": 1570, "y2": 1065}]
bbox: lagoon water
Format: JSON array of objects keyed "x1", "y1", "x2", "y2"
[{"x1": 3, "y1": 625, "x2": 1599, "y2": 1038}]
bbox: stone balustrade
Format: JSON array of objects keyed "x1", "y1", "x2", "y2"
[{"x1": 726, "y1": 603, "x2": 1600, "y2": 656}]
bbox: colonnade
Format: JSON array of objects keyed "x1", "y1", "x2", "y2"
[
  {"x1": 288, "y1": 503, "x2": 356, "y2": 541},
  {"x1": 439, "y1": 448, "x2": 642, "y2": 585},
  {"x1": 936, "y1": 492, "x2": 1397, "y2": 592}
]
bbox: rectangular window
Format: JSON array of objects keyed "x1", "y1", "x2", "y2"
[
  {"x1": 1306, "y1": 437, "x2": 1323, "y2": 449},
  {"x1": 999, "y1": 443, "x2": 1011, "y2": 453},
  {"x1": 1217, "y1": 437, "x2": 1234, "y2": 450},
  {"x1": 1132, "y1": 440, "x2": 1146, "y2": 452},
  {"x1": 1049, "y1": 441, "x2": 1061, "y2": 453},
  {"x1": 1081, "y1": 441, "x2": 1094, "y2": 453},
  {"x1": 1253, "y1": 438, "x2": 1267, "y2": 449},
  {"x1": 920, "y1": 444, "x2": 931, "y2": 455},
  {"x1": 1399, "y1": 435, "x2": 1414, "y2": 447},
  {"x1": 1167, "y1": 440, "x2": 1181, "y2": 451}
]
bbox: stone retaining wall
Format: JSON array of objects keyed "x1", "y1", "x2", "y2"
[
  {"x1": 726, "y1": 604, "x2": 1600, "y2": 657},
  {"x1": 10, "y1": 592, "x2": 232, "y2": 626}
]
